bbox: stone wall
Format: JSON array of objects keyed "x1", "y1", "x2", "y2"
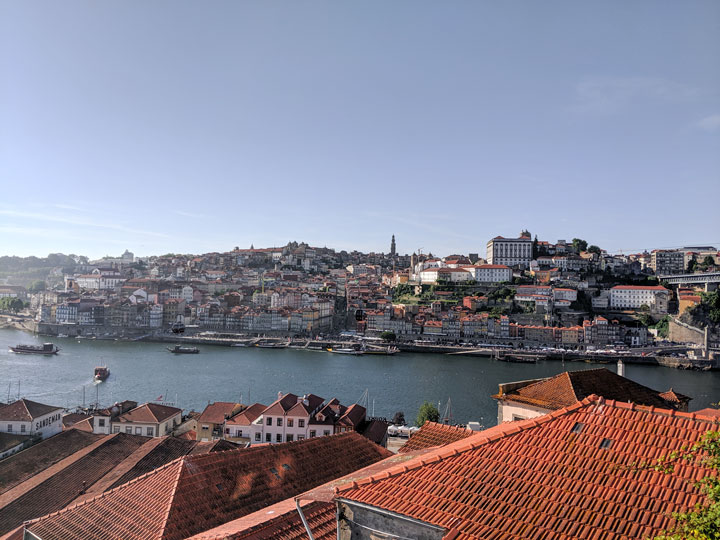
[{"x1": 668, "y1": 318, "x2": 705, "y2": 346}]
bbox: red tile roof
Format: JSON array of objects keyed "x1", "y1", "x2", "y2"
[
  {"x1": 227, "y1": 403, "x2": 267, "y2": 426},
  {"x1": 493, "y1": 368, "x2": 685, "y2": 410},
  {"x1": 398, "y1": 421, "x2": 474, "y2": 454},
  {"x1": 337, "y1": 397, "x2": 720, "y2": 540},
  {"x1": 115, "y1": 402, "x2": 181, "y2": 424},
  {"x1": 197, "y1": 402, "x2": 244, "y2": 425},
  {"x1": 0, "y1": 399, "x2": 62, "y2": 422},
  {"x1": 24, "y1": 432, "x2": 391, "y2": 540}
]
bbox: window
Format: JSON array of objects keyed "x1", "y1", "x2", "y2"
[
  {"x1": 202, "y1": 425, "x2": 209, "y2": 430},
  {"x1": 125, "y1": 427, "x2": 132, "y2": 434},
  {"x1": 309, "y1": 430, "x2": 316, "y2": 438},
  {"x1": 276, "y1": 418, "x2": 282, "y2": 427},
  {"x1": 265, "y1": 433, "x2": 271, "y2": 442},
  {"x1": 98, "y1": 419, "x2": 105, "y2": 427},
  {"x1": 600, "y1": 438, "x2": 613, "y2": 450},
  {"x1": 254, "y1": 432, "x2": 261, "y2": 441},
  {"x1": 286, "y1": 434, "x2": 294, "y2": 442},
  {"x1": 135, "y1": 427, "x2": 142, "y2": 435},
  {"x1": 275, "y1": 434, "x2": 282, "y2": 443},
  {"x1": 298, "y1": 419, "x2": 305, "y2": 428},
  {"x1": 146, "y1": 427, "x2": 154, "y2": 436},
  {"x1": 570, "y1": 422, "x2": 585, "y2": 434},
  {"x1": 287, "y1": 419, "x2": 293, "y2": 427},
  {"x1": 512, "y1": 415, "x2": 526, "y2": 421},
  {"x1": 266, "y1": 417, "x2": 272, "y2": 426},
  {"x1": 324, "y1": 430, "x2": 330, "y2": 436},
  {"x1": 20, "y1": 425, "x2": 25, "y2": 433},
  {"x1": 298, "y1": 435, "x2": 304, "y2": 440},
  {"x1": 113, "y1": 426, "x2": 120, "y2": 433},
  {"x1": 7, "y1": 424, "x2": 11, "y2": 432}
]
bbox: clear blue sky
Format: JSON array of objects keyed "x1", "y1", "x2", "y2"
[{"x1": 1, "y1": 1, "x2": 718, "y2": 259}]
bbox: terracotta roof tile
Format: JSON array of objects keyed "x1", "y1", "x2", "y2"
[
  {"x1": 116, "y1": 403, "x2": 181, "y2": 424},
  {"x1": 494, "y1": 368, "x2": 683, "y2": 410},
  {"x1": 227, "y1": 403, "x2": 267, "y2": 426},
  {"x1": 0, "y1": 399, "x2": 62, "y2": 422},
  {"x1": 337, "y1": 397, "x2": 720, "y2": 540},
  {"x1": 399, "y1": 422, "x2": 474, "y2": 453},
  {"x1": 197, "y1": 402, "x2": 244, "y2": 425},
  {"x1": 25, "y1": 432, "x2": 391, "y2": 540},
  {"x1": 0, "y1": 430, "x2": 102, "y2": 496}
]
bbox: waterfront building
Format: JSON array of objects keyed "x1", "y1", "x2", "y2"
[
  {"x1": 486, "y1": 231, "x2": 532, "y2": 268},
  {"x1": 609, "y1": 285, "x2": 670, "y2": 313},
  {"x1": 492, "y1": 368, "x2": 691, "y2": 423},
  {"x1": 223, "y1": 402, "x2": 267, "y2": 443},
  {"x1": 110, "y1": 402, "x2": 182, "y2": 437},
  {"x1": 0, "y1": 398, "x2": 63, "y2": 440},
  {"x1": 196, "y1": 401, "x2": 245, "y2": 442}
]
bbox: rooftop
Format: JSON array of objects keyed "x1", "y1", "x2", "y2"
[{"x1": 0, "y1": 398, "x2": 63, "y2": 422}]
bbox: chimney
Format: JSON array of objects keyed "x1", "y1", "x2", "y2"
[
  {"x1": 277, "y1": 391, "x2": 283, "y2": 401},
  {"x1": 617, "y1": 358, "x2": 625, "y2": 377}
]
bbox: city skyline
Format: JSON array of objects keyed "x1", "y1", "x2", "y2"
[{"x1": 1, "y1": 1, "x2": 719, "y2": 258}]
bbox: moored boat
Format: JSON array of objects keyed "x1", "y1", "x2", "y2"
[
  {"x1": 362, "y1": 346, "x2": 399, "y2": 355},
  {"x1": 9, "y1": 343, "x2": 60, "y2": 355},
  {"x1": 94, "y1": 366, "x2": 110, "y2": 382},
  {"x1": 255, "y1": 341, "x2": 289, "y2": 349},
  {"x1": 327, "y1": 347, "x2": 365, "y2": 355},
  {"x1": 167, "y1": 345, "x2": 200, "y2": 354}
]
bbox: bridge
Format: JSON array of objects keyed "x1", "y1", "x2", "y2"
[{"x1": 659, "y1": 272, "x2": 720, "y2": 290}]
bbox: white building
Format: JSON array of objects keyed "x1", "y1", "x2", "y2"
[
  {"x1": 110, "y1": 402, "x2": 182, "y2": 437},
  {"x1": 471, "y1": 264, "x2": 512, "y2": 283},
  {"x1": 609, "y1": 285, "x2": 669, "y2": 314},
  {"x1": 0, "y1": 398, "x2": 63, "y2": 439},
  {"x1": 418, "y1": 267, "x2": 473, "y2": 284},
  {"x1": 486, "y1": 233, "x2": 533, "y2": 268}
]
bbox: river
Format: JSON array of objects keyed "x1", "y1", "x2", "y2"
[{"x1": 1, "y1": 328, "x2": 718, "y2": 427}]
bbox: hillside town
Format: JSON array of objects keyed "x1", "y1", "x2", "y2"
[{"x1": 1, "y1": 233, "x2": 719, "y2": 359}]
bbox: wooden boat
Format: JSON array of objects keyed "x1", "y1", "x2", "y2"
[
  {"x1": 94, "y1": 366, "x2": 109, "y2": 382},
  {"x1": 167, "y1": 345, "x2": 200, "y2": 354},
  {"x1": 362, "y1": 346, "x2": 399, "y2": 355},
  {"x1": 9, "y1": 343, "x2": 60, "y2": 355},
  {"x1": 327, "y1": 347, "x2": 365, "y2": 355},
  {"x1": 255, "y1": 342, "x2": 288, "y2": 349}
]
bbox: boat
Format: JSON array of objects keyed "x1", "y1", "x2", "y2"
[
  {"x1": 361, "y1": 346, "x2": 399, "y2": 355},
  {"x1": 57, "y1": 333, "x2": 69, "y2": 338},
  {"x1": 231, "y1": 343, "x2": 248, "y2": 347},
  {"x1": 94, "y1": 366, "x2": 110, "y2": 382},
  {"x1": 167, "y1": 345, "x2": 200, "y2": 354},
  {"x1": 497, "y1": 354, "x2": 537, "y2": 364},
  {"x1": 255, "y1": 342, "x2": 288, "y2": 349},
  {"x1": 326, "y1": 347, "x2": 365, "y2": 355},
  {"x1": 8, "y1": 343, "x2": 60, "y2": 355}
]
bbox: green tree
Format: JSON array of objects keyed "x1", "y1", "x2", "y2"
[
  {"x1": 700, "y1": 255, "x2": 716, "y2": 269},
  {"x1": 687, "y1": 256, "x2": 698, "y2": 273},
  {"x1": 572, "y1": 238, "x2": 588, "y2": 252},
  {"x1": 649, "y1": 430, "x2": 720, "y2": 540},
  {"x1": 380, "y1": 331, "x2": 396, "y2": 342},
  {"x1": 588, "y1": 245, "x2": 601, "y2": 255},
  {"x1": 416, "y1": 401, "x2": 440, "y2": 426}
]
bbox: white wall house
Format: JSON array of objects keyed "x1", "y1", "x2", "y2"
[
  {"x1": 0, "y1": 398, "x2": 63, "y2": 439},
  {"x1": 471, "y1": 264, "x2": 512, "y2": 283},
  {"x1": 110, "y1": 403, "x2": 182, "y2": 437},
  {"x1": 609, "y1": 286, "x2": 669, "y2": 314}
]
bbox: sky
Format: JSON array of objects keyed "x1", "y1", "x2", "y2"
[{"x1": 1, "y1": 1, "x2": 719, "y2": 259}]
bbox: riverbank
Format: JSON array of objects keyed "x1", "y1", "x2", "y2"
[{"x1": 7, "y1": 318, "x2": 717, "y2": 371}]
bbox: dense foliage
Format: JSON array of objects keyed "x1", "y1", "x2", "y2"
[{"x1": 416, "y1": 401, "x2": 440, "y2": 426}]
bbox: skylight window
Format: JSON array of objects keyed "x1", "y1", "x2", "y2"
[
  {"x1": 600, "y1": 438, "x2": 613, "y2": 449},
  {"x1": 570, "y1": 422, "x2": 584, "y2": 434}
]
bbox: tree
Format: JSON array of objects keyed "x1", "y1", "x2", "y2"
[
  {"x1": 392, "y1": 411, "x2": 406, "y2": 426},
  {"x1": 380, "y1": 331, "x2": 396, "y2": 342},
  {"x1": 687, "y1": 256, "x2": 698, "y2": 273},
  {"x1": 700, "y1": 255, "x2": 716, "y2": 269},
  {"x1": 588, "y1": 245, "x2": 601, "y2": 255},
  {"x1": 572, "y1": 238, "x2": 588, "y2": 253},
  {"x1": 416, "y1": 401, "x2": 440, "y2": 426},
  {"x1": 647, "y1": 430, "x2": 720, "y2": 540}
]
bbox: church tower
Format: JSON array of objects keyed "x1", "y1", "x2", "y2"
[{"x1": 390, "y1": 235, "x2": 396, "y2": 257}]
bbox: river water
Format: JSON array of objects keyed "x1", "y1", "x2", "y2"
[{"x1": 1, "y1": 328, "x2": 718, "y2": 427}]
